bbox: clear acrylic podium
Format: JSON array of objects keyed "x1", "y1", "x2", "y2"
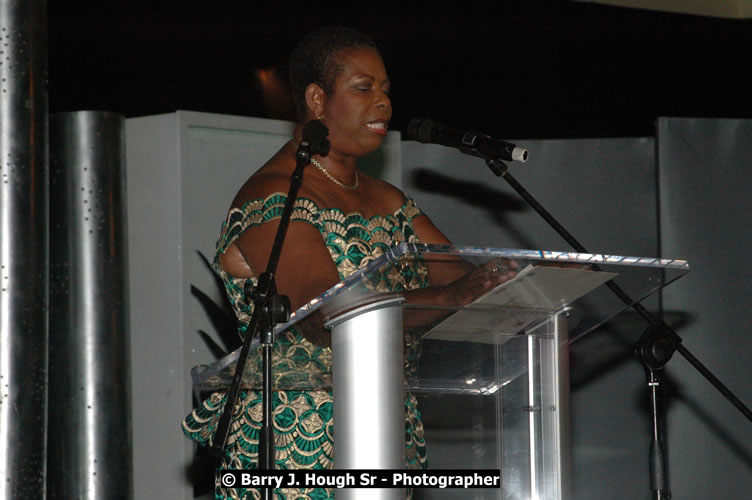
[{"x1": 192, "y1": 243, "x2": 689, "y2": 500}]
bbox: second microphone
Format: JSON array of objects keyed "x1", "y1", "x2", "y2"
[{"x1": 407, "y1": 118, "x2": 528, "y2": 163}]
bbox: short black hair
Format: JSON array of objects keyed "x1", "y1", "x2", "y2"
[{"x1": 289, "y1": 26, "x2": 378, "y2": 122}]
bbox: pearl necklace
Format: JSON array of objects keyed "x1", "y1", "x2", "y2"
[{"x1": 290, "y1": 139, "x2": 358, "y2": 190}]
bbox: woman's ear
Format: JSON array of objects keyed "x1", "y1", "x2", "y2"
[{"x1": 304, "y1": 83, "x2": 326, "y2": 120}]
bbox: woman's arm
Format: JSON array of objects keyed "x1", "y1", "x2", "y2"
[
  {"x1": 221, "y1": 167, "x2": 342, "y2": 314},
  {"x1": 409, "y1": 212, "x2": 517, "y2": 308},
  {"x1": 231, "y1": 218, "x2": 341, "y2": 313}
]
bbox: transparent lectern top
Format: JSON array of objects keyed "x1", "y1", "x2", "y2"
[{"x1": 191, "y1": 243, "x2": 688, "y2": 393}]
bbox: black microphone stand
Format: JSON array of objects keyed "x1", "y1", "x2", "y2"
[
  {"x1": 209, "y1": 121, "x2": 330, "y2": 499},
  {"x1": 484, "y1": 158, "x2": 752, "y2": 500}
]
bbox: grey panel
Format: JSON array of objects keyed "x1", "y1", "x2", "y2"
[
  {"x1": 658, "y1": 117, "x2": 752, "y2": 500},
  {"x1": 403, "y1": 137, "x2": 659, "y2": 499},
  {"x1": 126, "y1": 113, "x2": 192, "y2": 499},
  {"x1": 402, "y1": 138, "x2": 657, "y2": 256}
]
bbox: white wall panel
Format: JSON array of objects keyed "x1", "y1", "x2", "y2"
[{"x1": 126, "y1": 112, "x2": 296, "y2": 499}]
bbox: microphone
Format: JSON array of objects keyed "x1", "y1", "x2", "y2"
[
  {"x1": 407, "y1": 118, "x2": 528, "y2": 162},
  {"x1": 302, "y1": 119, "x2": 330, "y2": 156}
]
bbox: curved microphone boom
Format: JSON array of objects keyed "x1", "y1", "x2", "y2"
[{"x1": 407, "y1": 118, "x2": 528, "y2": 162}]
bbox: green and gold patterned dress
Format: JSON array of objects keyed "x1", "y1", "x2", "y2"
[{"x1": 182, "y1": 192, "x2": 430, "y2": 499}]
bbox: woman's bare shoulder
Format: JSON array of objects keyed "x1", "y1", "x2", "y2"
[
  {"x1": 230, "y1": 155, "x2": 296, "y2": 209},
  {"x1": 360, "y1": 173, "x2": 408, "y2": 211}
]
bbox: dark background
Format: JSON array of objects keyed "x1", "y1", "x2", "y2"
[{"x1": 49, "y1": 2, "x2": 752, "y2": 139}]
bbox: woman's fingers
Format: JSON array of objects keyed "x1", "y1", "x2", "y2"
[
  {"x1": 451, "y1": 259, "x2": 519, "y2": 306},
  {"x1": 481, "y1": 258, "x2": 518, "y2": 285}
]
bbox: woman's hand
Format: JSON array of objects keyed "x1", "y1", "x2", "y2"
[
  {"x1": 404, "y1": 258, "x2": 518, "y2": 309},
  {"x1": 400, "y1": 258, "x2": 518, "y2": 334},
  {"x1": 410, "y1": 212, "x2": 518, "y2": 306},
  {"x1": 439, "y1": 258, "x2": 519, "y2": 307}
]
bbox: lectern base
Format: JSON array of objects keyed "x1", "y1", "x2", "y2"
[{"x1": 327, "y1": 296, "x2": 406, "y2": 500}]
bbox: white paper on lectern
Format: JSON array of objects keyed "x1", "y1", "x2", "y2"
[{"x1": 424, "y1": 265, "x2": 617, "y2": 343}]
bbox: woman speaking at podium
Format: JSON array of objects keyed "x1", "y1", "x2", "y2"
[{"x1": 182, "y1": 25, "x2": 516, "y2": 499}]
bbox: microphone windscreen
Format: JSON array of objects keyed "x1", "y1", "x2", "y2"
[
  {"x1": 407, "y1": 118, "x2": 436, "y2": 144},
  {"x1": 302, "y1": 120, "x2": 330, "y2": 156}
]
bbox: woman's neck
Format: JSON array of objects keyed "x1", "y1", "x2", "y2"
[{"x1": 291, "y1": 125, "x2": 359, "y2": 186}]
